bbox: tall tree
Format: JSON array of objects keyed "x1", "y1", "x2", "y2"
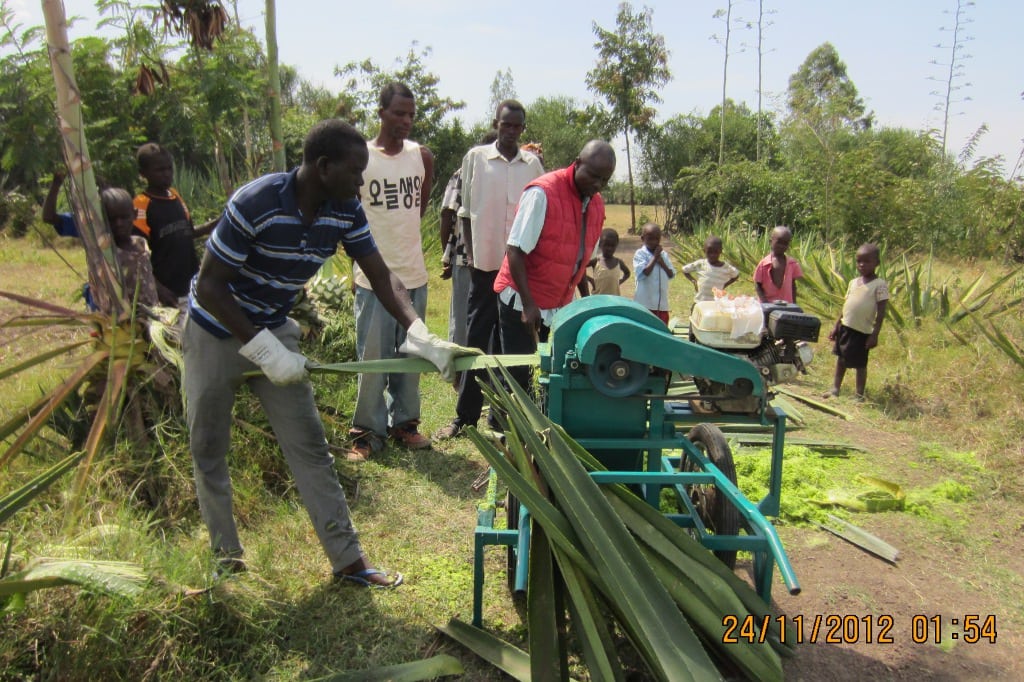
[
  {"x1": 587, "y1": 2, "x2": 671, "y2": 231},
  {"x1": 711, "y1": 1, "x2": 738, "y2": 168},
  {"x1": 711, "y1": 1, "x2": 748, "y2": 222},
  {"x1": 786, "y1": 43, "x2": 871, "y2": 237},
  {"x1": 488, "y1": 67, "x2": 516, "y2": 118},
  {"x1": 753, "y1": 0, "x2": 776, "y2": 163},
  {"x1": 787, "y1": 42, "x2": 872, "y2": 135}
]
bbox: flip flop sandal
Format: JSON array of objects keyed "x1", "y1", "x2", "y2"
[{"x1": 335, "y1": 568, "x2": 403, "y2": 589}]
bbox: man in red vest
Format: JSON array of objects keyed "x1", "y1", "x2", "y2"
[{"x1": 491, "y1": 139, "x2": 616, "y2": 396}]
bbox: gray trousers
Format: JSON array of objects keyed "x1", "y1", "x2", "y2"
[
  {"x1": 183, "y1": 317, "x2": 362, "y2": 573},
  {"x1": 448, "y1": 263, "x2": 470, "y2": 346},
  {"x1": 352, "y1": 284, "x2": 427, "y2": 436}
]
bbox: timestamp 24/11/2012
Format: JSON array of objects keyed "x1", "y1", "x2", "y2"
[{"x1": 722, "y1": 614, "x2": 997, "y2": 645}]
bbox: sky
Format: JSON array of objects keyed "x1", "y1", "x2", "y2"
[{"x1": 10, "y1": 1, "x2": 1023, "y2": 174}]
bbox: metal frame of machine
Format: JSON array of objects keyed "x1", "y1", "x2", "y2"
[{"x1": 471, "y1": 296, "x2": 800, "y2": 628}]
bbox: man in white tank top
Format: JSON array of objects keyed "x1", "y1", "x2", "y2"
[{"x1": 348, "y1": 83, "x2": 435, "y2": 460}]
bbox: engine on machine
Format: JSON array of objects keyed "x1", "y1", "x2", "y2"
[{"x1": 688, "y1": 296, "x2": 820, "y2": 414}]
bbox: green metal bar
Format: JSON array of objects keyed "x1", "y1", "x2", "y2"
[
  {"x1": 576, "y1": 437, "x2": 685, "y2": 450},
  {"x1": 589, "y1": 471, "x2": 717, "y2": 485},
  {"x1": 473, "y1": 527, "x2": 518, "y2": 627},
  {"x1": 574, "y1": 315, "x2": 766, "y2": 398},
  {"x1": 514, "y1": 508, "x2": 531, "y2": 593},
  {"x1": 758, "y1": 407, "x2": 787, "y2": 517}
]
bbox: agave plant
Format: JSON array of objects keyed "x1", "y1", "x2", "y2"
[
  {"x1": 0, "y1": 289, "x2": 180, "y2": 498},
  {"x1": 443, "y1": 366, "x2": 794, "y2": 681}
]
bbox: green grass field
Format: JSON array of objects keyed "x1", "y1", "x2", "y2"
[{"x1": 2, "y1": 217, "x2": 1023, "y2": 680}]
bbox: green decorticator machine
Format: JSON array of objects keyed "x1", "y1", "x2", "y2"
[{"x1": 472, "y1": 296, "x2": 804, "y2": 627}]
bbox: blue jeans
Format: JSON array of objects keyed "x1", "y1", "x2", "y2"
[
  {"x1": 183, "y1": 316, "x2": 363, "y2": 572},
  {"x1": 352, "y1": 284, "x2": 428, "y2": 436}
]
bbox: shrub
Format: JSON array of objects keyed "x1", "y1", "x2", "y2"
[{"x1": 0, "y1": 191, "x2": 36, "y2": 236}]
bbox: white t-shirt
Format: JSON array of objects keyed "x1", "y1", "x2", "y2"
[
  {"x1": 353, "y1": 139, "x2": 427, "y2": 289},
  {"x1": 841, "y1": 276, "x2": 889, "y2": 334},
  {"x1": 682, "y1": 258, "x2": 740, "y2": 301}
]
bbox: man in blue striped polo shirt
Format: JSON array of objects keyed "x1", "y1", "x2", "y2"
[{"x1": 183, "y1": 119, "x2": 469, "y2": 588}]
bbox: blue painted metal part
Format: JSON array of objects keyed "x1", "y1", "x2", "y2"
[{"x1": 470, "y1": 297, "x2": 800, "y2": 627}]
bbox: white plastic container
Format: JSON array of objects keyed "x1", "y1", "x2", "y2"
[
  {"x1": 690, "y1": 299, "x2": 764, "y2": 349},
  {"x1": 690, "y1": 301, "x2": 732, "y2": 332}
]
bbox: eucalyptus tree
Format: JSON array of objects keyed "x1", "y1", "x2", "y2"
[
  {"x1": 587, "y1": 2, "x2": 671, "y2": 231},
  {"x1": 785, "y1": 42, "x2": 872, "y2": 237},
  {"x1": 265, "y1": 0, "x2": 285, "y2": 171},
  {"x1": 786, "y1": 42, "x2": 872, "y2": 137}
]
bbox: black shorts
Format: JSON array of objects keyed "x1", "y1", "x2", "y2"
[{"x1": 832, "y1": 324, "x2": 870, "y2": 369}]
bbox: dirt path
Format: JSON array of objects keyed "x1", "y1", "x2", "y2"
[{"x1": 750, "y1": 406, "x2": 1020, "y2": 681}]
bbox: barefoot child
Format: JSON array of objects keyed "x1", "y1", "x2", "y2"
[
  {"x1": 824, "y1": 243, "x2": 888, "y2": 401},
  {"x1": 754, "y1": 225, "x2": 802, "y2": 304},
  {"x1": 587, "y1": 228, "x2": 631, "y2": 296},
  {"x1": 682, "y1": 234, "x2": 739, "y2": 302},
  {"x1": 633, "y1": 222, "x2": 675, "y2": 323}
]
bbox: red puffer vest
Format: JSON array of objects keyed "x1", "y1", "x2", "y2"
[{"x1": 493, "y1": 163, "x2": 605, "y2": 309}]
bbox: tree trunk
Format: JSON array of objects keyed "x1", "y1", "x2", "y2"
[
  {"x1": 265, "y1": 0, "x2": 286, "y2": 172},
  {"x1": 42, "y1": 0, "x2": 124, "y2": 317},
  {"x1": 242, "y1": 107, "x2": 255, "y2": 177},
  {"x1": 625, "y1": 128, "x2": 636, "y2": 233},
  {"x1": 716, "y1": 0, "x2": 733, "y2": 224},
  {"x1": 212, "y1": 122, "x2": 233, "y2": 196}
]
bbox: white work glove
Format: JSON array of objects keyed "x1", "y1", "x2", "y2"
[
  {"x1": 239, "y1": 328, "x2": 308, "y2": 385},
  {"x1": 399, "y1": 318, "x2": 481, "y2": 382}
]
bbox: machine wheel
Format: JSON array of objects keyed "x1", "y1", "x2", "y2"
[
  {"x1": 505, "y1": 491, "x2": 520, "y2": 593},
  {"x1": 682, "y1": 423, "x2": 740, "y2": 569}
]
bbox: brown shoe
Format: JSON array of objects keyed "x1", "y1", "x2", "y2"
[
  {"x1": 345, "y1": 429, "x2": 384, "y2": 462},
  {"x1": 389, "y1": 421, "x2": 431, "y2": 450}
]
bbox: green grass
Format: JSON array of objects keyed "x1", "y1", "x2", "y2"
[{"x1": 2, "y1": 218, "x2": 1024, "y2": 679}]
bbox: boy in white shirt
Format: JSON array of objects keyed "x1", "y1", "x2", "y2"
[
  {"x1": 633, "y1": 222, "x2": 676, "y2": 324},
  {"x1": 682, "y1": 234, "x2": 740, "y2": 302}
]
